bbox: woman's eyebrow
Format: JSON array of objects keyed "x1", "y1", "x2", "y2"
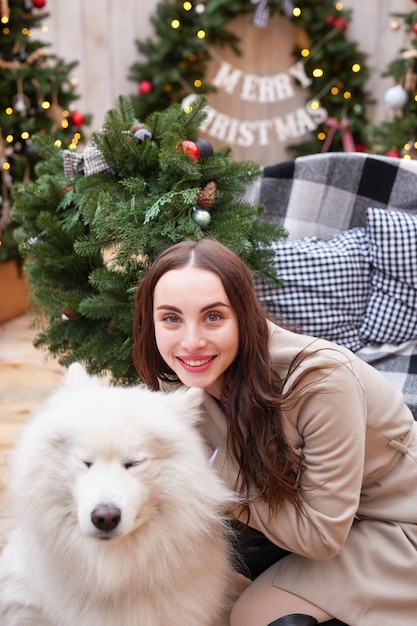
[
  {"x1": 201, "y1": 301, "x2": 231, "y2": 311},
  {"x1": 155, "y1": 304, "x2": 181, "y2": 311},
  {"x1": 155, "y1": 301, "x2": 231, "y2": 312}
]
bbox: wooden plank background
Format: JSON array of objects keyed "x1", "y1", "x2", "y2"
[{"x1": 34, "y1": 0, "x2": 412, "y2": 164}]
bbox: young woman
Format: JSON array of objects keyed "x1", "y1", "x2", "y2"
[{"x1": 133, "y1": 238, "x2": 417, "y2": 626}]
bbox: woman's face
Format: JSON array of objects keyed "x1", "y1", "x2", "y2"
[{"x1": 153, "y1": 266, "x2": 239, "y2": 398}]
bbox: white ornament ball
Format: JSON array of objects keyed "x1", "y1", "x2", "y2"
[{"x1": 384, "y1": 85, "x2": 408, "y2": 109}]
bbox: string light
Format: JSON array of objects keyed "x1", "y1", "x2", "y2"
[
  {"x1": 183, "y1": 1, "x2": 192, "y2": 10},
  {"x1": 5, "y1": 107, "x2": 13, "y2": 115},
  {"x1": 293, "y1": 7, "x2": 301, "y2": 17},
  {"x1": 196, "y1": 29, "x2": 206, "y2": 39},
  {"x1": 331, "y1": 86, "x2": 339, "y2": 95},
  {"x1": 171, "y1": 19, "x2": 180, "y2": 29},
  {"x1": 352, "y1": 63, "x2": 361, "y2": 73},
  {"x1": 2, "y1": 162, "x2": 10, "y2": 170},
  {"x1": 301, "y1": 48, "x2": 310, "y2": 58},
  {"x1": 21, "y1": 131, "x2": 30, "y2": 140},
  {"x1": 194, "y1": 79, "x2": 202, "y2": 88},
  {"x1": 312, "y1": 68, "x2": 324, "y2": 78},
  {"x1": 343, "y1": 90, "x2": 352, "y2": 99}
]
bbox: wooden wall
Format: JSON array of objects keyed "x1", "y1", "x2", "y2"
[{"x1": 37, "y1": 0, "x2": 412, "y2": 163}]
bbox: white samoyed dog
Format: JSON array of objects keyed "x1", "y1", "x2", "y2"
[{"x1": 0, "y1": 363, "x2": 236, "y2": 626}]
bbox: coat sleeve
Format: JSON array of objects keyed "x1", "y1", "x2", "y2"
[{"x1": 249, "y1": 354, "x2": 367, "y2": 560}]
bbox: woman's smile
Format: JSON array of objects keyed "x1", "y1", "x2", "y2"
[{"x1": 153, "y1": 266, "x2": 239, "y2": 397}]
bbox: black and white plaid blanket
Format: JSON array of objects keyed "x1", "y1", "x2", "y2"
[{"x1": 245, "y1": 152, "x2": 417, "y2": 419}]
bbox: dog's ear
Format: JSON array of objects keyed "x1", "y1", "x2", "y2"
[
  {"x1": 169, "y1": 386, "x2": 204, "y2": 425},
  {"x1": 63, "y1": 362, "x2": 102, "y2": 388}
]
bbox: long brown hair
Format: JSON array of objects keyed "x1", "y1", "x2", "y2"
[{"x1": 133, "y1": 238, "x2": 301, "y2": 513}]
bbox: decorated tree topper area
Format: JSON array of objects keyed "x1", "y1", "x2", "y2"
[
  {"x1": 129, "y1": 0, "x2": 372, "y2": 161},
  {"x1": 11, "y1": 96, "x2": 286, "y2": 384}
]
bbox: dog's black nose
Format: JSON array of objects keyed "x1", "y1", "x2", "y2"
[{"x1": 91, "y1": 504, "x2": 121, "y2": 532}]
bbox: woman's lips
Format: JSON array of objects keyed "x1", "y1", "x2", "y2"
[{"x1": 177, "y1": 355, "x2": 216, "y2": 371}]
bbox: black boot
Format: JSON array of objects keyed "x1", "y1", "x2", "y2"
[
  {"x1": 322, "y1": 621, "x2": 349, "y2": 625},
  {"x1": 267, "y1": 616, "x2": 318, "y2": 626}
]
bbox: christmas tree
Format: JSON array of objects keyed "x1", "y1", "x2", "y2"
[
  {"x1": 369, "y1": 5, "x2": 417, "y2": 158},
  {"x1": 128, "y1": 0, "x2": 372, "y2": 156},
  {"x1": 11, "y1": 95, "x2": 286, "y2": 384},
  {"x1": 0, "y1": 0, "x2": 89, "y2": 266}
]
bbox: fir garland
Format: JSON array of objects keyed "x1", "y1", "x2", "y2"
[{"x1": 129, "y1": 0, "x2": 373, "y2": 155}]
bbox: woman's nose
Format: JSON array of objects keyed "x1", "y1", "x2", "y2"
[{"x1": 181, "y1": 324, "x2": 206, "y2": 350}]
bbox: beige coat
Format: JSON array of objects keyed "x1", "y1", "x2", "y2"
[{"x1": 192, "y1": 323, "x2": 417, "y2": 625}]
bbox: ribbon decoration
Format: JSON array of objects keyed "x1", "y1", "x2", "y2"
[
  {"x1": 63, "y1": 142, "x2": 112, "y2": 179},
  {"x1": 251, "y1": 0, "x2": 269, "y2": 28},
  {"x1": 251, "y1": 0, "x2": 294, "y2": 27},
  {"x1": 321, "y1": 117, "x2": 355, "y2": 153},
  {"x1": 281, "y1": 0, "x2": 295, "y2": 17}
]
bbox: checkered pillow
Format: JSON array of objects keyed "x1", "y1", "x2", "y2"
[
  {"x1": 256, "y1": 228, "x2": 370, "y2": 351},
  {"x1": 359, "y1": 207, "x2": 417, "y2": 344}
]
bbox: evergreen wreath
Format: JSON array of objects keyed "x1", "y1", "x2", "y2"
[
  {"x1": 129, "y1": 0, "x2": 372, "y2": 155},
  {"x1": 12, "y1": 96, "x2": 286, "y2": 384}
]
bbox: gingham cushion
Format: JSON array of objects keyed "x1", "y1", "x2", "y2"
[
  {"x1": 359, "y1": 207, "x2": 417, "y2": 344},
  {"x1": 256, "y1": 228, "x2": 370, "y2": 351}
]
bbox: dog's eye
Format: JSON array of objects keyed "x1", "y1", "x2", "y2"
[
  {"x1": 124, "y1": 459, "x2": 146, "y2": 470},
  {"x1": 83, "y1": 461, "x2": 92, "y2": 469}
]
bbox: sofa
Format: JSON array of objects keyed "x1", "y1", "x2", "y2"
[{"x1": 245, "y1": 152, "x2": 417, "y2": 420}]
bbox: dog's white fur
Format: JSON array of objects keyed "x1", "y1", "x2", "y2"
[{"x1": 0, "y1": 363, "x2": 236, "y2": 626}]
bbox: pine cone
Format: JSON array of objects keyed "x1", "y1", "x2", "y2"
[{"x1": 196, "y1": 181, "x2": 217, "y2": 209}]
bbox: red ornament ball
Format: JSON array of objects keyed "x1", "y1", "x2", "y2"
[
  {"x1": 70, "y1": 111, "x2": 86, "y2": 128},
  {"x1": 181, "y1": 140, "x2": 201, "y2": 161},
  {"x1": 32, "y1": 0, "x2": 46, "y2": 7},
  {"x1": 413, "y1": 23, "x2": 417, "y2": 35},
  {"x1": 386, "y1": 149, "x2": 401, "y2": 158},
  {"x1": 138, "y1": 80, "x2": 153, "y2": 95},
  {"x1": 333, "y1": 16, "x2": 348, "y2": 33}
]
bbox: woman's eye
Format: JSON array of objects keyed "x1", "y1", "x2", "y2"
[
  {"x1": 207, "y1": 312, "x2": 222, "y2": 322},
  {"x1": 163, "y1": 314, "x2": 180, "y2": 324}
]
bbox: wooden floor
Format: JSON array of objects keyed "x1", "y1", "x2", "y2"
[{"x1": 0, "y1": 313, "x2": 65, "y2": 550}]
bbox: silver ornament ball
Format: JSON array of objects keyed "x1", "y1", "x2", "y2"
[{"x1": 191, "y1": 208, "x2": 211, "y2": 227}]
